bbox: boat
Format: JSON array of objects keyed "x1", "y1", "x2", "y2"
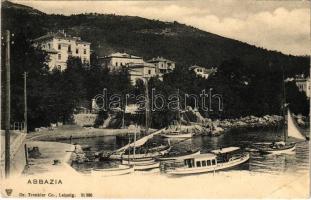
[
  {"x1": 91, "y1": 164, "x2": 134, "y2": 177},
  {"x1": 156, "y1": 149, "x2": 201, "y2": 161},
  {"x1": 255, "y1": 109, "x2": 306, "y2": 154},
  {"x1": 123, "y1": 160, "x2": 160, "y2": 171},
  {"x1": 161, "y1": 131, "x2": 194, "y2": 139},
  {"x1": 121, "y1": 157, "x2": 155, "y2": 165},
  {"x1": 254, "y1": 69, "x2": 307, "y2": 154},
  {"x1": 164, "y1": 146, "x2": 249, "y2": 175},
  {"x1": 110, "y1": 144, "x2": 171, "y2": 160},
  {"x1": 160, "y1": 89, "x2": 196, "y2": 139}
]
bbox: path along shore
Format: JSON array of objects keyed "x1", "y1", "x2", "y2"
[{"x1": 26, "y1": 125, "x2": 156, "y2": 141}]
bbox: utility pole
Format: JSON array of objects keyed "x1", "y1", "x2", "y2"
[
  {"x1": 24, "y1": 72, "x2": 28, "y2": 133},
  {"x1": 4, "y1": 30, "x2": 11, "y2": 178}
]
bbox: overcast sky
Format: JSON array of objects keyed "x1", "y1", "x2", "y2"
[{"x1": 13, "y1": 0, "x2": 311, "y2": 56}]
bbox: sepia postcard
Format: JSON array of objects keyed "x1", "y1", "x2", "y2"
[{"x1": 0, "y1": 0, "x2": 310, "y2": 198}]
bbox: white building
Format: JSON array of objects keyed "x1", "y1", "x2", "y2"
[
  {"x1": 146, "y1": 57, "x2": 175, "y2": 75},
  {"x1": 295, "y1": 75, "x2": 310, "y2": 98},
  {"x1": 188, "y1": 65, "x2": 217, "y2": 79},
  {"x1": 127, "y1": 62, "x2": 157, "y2": 85},
  {"x1": 99, "y1": 52, "x2": 144, "y2": 72},
  {"x1": 33, "y1": 30, "x2": 91, "y2": 71}
]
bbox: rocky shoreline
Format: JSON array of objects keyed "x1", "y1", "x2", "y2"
[
  {"x1": 216, "y1": 115, "x2": 283, "y2": 129},
  {"x1": 198, "y1": 115, "x2": 283, "y2": 136},
  {"x1": 27, "y1": 115, "x2": 304, "y2": 141}
]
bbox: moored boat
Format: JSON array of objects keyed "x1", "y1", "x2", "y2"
[
  {"x1": 161, "y1": 131, "x2": 194, "y2": 139},
  {"x1": 109, "y1": 145, "x2": 171, "y2": 160},
  {"x1": 121, "y1": 157, "x2": 155, "y2": 165},
  {"x1": 164, "y1": 146, "x2": 249, "y2": 175},
  {"x1": 121, "y1": 157, "x2": 160, "y2": 171},
  {"x1": 125, "y1": 161, "x2": 160, "y2": 171},
  {"x1": 91, "y1": 164, "x2": 134, "y2": 177}
]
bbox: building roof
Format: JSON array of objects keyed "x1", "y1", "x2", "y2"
[
  {"x1": 100, "y1": 52, "x2": 142, "y2": 59},
  {"x1": 211, "y1": 147, "x2": 240, "y2": 154},
  {"x1": 146, "y1": 56, "x2": 175, "y2": 63},
  {"x1": 33, "y1": 30, "x2": 90, "y2": 44}
]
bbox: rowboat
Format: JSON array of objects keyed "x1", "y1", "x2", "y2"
[
  {"x1": 164, "y1": 146, "x2": 249, "y2": 175},
  {"x1": 131, "y1": 162, "x2": 160, "y2": 171},
  {"x1": 91, "y1": 164, "x2": 134, "y2": 177},
  {"x1": 161, "y1": 131, "x2": 194, "y2": 139},
  {"x1": 122, "y1": 158, "x2": 160, "y2": 171}
]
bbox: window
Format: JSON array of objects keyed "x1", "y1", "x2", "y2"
[
  {"x1": 48, "y1": 44, "x2": 51, "y2": 49},
  {"x1": 202, "y1": 160, "x2": 206, "y2": 167},
  {"x1": 42, "y1": 44, "x2": 46, "y2": 48},
  {"x1": 148, "y1": 70, "x2": 151, "y2": 74},
  {"x1": 185, "y1": 159, "x2": 193, "y2": 168},
  {"x1": 84, "y1": 49, "x2": 86, "y2": 54},
  {"x1": 58, "y1": 44, "x2": 61, "y2": 50},
  {"x1": 68, "y1": 45, "x2": 71, "y2": 53},
  {"x1": 196, "y1": 161, "x2": 201, "y2": 167},
  {"x1": 58, "y1": 54, "x2": 61, "y2": 60},
  {"x1": 212, "y1": 159, "x2": 216, "y2": 165},
  {"x1": 116, "y1": 62, "x2": 118, "y2": 66},
  {"x1": 76, "y1": 48, "x2": 79, "y2": 54},
  {"x1": 207, "y1": 160, "x2": 211, "y2": 166}
]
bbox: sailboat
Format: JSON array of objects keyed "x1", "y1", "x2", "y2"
[
  {"x1": 255, "y1": 69, "x2": 307, "y2": 154},
  {"x1": 107, "y1": 78, "x2": 170, "y2": 162},
  {"x1": 161, "y1": 89, "x2": 195, "y2": 139},
  {"x1": 256, "y1": 109, "x2": 306, "y2": 154}
]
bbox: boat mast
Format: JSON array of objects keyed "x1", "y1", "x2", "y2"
[
  {"x1": 177, "y1": 89, "x2": 181, "y2": 129},
  {"x1": 133, "y1": 124, "x2": 136, "y2": 159},
  {"x1": 144, "y1": 78, "x2": 150, "y2": 135},
  {"x1": 122, "y1": 107, "x2": 125, "y2": 129},
  {"x1": 282, "y1": 66, "x2": 287, "y2": 143}
]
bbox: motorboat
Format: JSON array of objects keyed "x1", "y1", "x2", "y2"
[{"x1": 164, "y1": 146, "x2": 249, "y2": 175}]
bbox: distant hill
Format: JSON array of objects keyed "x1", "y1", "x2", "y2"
[{"x1": 1, "y1": 1, "x2": 309, "y2": 76}]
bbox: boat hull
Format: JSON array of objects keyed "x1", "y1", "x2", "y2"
[
  {"x1": 123, "y1": 162, "x2": 160, "y2": 171},
  {"x1": 110, "y1": 146, "x2": 171, "y2": 160},
  {"x1": 91, "y1": 165, "x2": 134, "y2": 177},
  {"x1": 121, "y1": 158, "x2": 155, "y2": 165},
  {"x1": 165, "y1": 153, "x2": 250, "y2": 175},
  {"x1": 161, "y1": 133, "x2": 194, "y2": 139},
  {"x1": 258, "y1": 143, "x2": 296, "y2": 154}
]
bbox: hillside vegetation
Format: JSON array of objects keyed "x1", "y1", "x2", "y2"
[
  {"x1": 2, "y1": 1, "x2": 309, "y2": 75},
  {"x1": 1, "y1": 1, "x2": 309, "y2": 130}
]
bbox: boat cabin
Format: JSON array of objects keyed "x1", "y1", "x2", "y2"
[
  {"x1": 211, "y1": 147, "x2": 242, "y2": 163},
  {"x1": 184, "y1": 154, "x2": 217, "y2": 168}
]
